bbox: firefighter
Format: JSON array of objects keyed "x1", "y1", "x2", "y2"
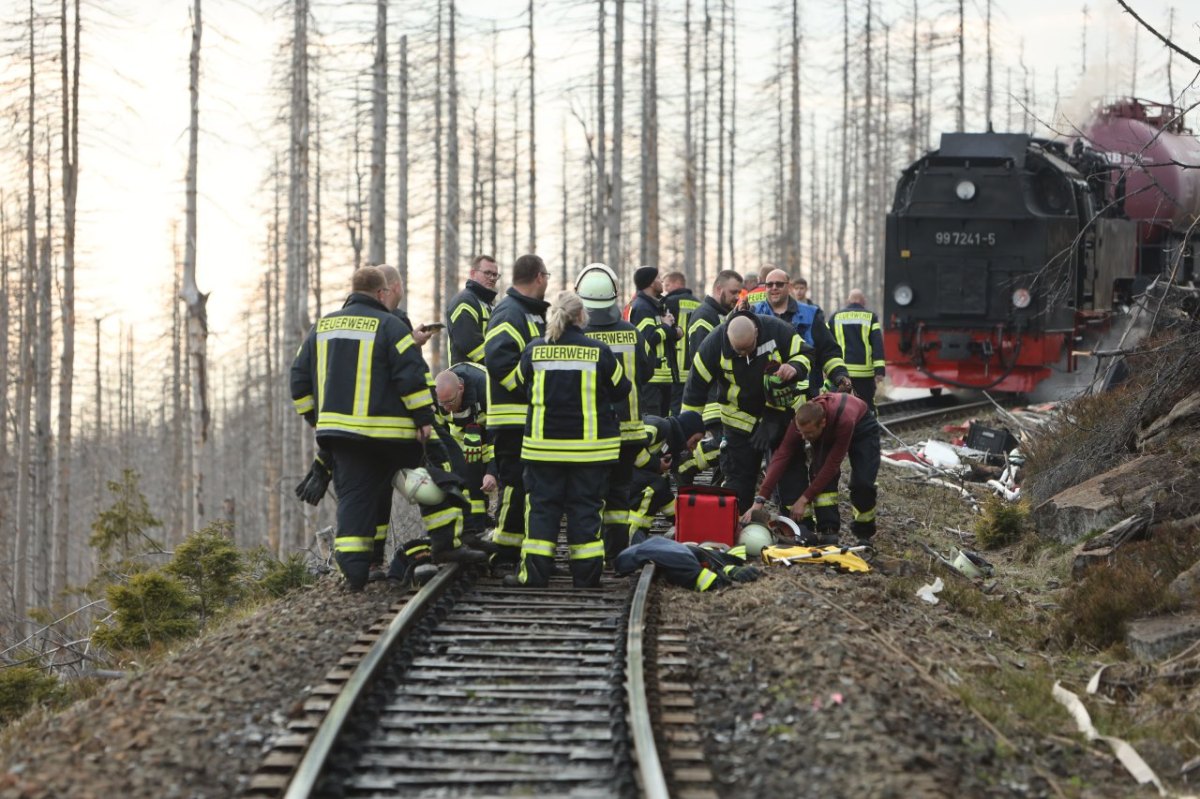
[
  {"x1": 434, "y1": 364, "x2": 495, "y2": 539},
  {"x1": 627, "y1": 412, "x2": 706, "y2": 542},
  {"x1": 686, "y1": 269, "x2": 744, "y2": 438},
  {"x1": 629, "y1": 266, "x2": 679, "y2": 418},
  {"x1": 752, "y1": 267, "x2": 850, "y2": 398},
  {"x1": 748, "y1": 392, "x2": 881, "y2": 547},
  {"x1": 290, "y1": 266, "x2": 484, "y2": 591},
  {"x1": 680, "y1": 311, "x2": 810, "y2": 513},
  {"x1": 828, "y1": 288, "x2": 886, "y2": 411},
  {"x1": 446, "y1": 254, "x2": 500, "y2": 365},
  {"x1": 743, "y1": 265, "x2": 774, "y2": 307},
  {"x1": 662, "y1": 271, "x2": 700, "y2": 416},
  {"x1": 483, "y1": 254, "x2": 551, "y2": 569},
  {"x1": 576, "y1": 263, "x2": 649, "y2": 564},
  {"x1": 508, "y1": 291, "x2": 632, "y2": 588}
]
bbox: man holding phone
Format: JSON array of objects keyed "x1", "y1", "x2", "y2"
[
  {"x1": 379, "y1": 265, "x2": 436, "y2": 347},
  {"x1": 447, "y1": 254, "x2": 500, "y2": 365}
]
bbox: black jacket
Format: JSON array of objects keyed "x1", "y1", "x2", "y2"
[
  {"x1": 680, "y1": 311, "x2": 810, "y2": 434},
  {"x1": 829, "y1": 303, "x2": 886, "y2": 378},
  {"x1": 291, "y1": 292, "x2": 435, "y2": 442},
  {"x1": 515, "y1": 325, "x2": 632, "y2": 463},
  {"x1": 446, "y1": 279, "x2": 498, "y2": 365},
  {"x1": 629, "y1": 290, "x2": 676, "y2": 383},
  {"x1": 583, "y1": 314, "x2": 651, "y2": 443},
  {"x1": 663, "y1": 288, "x2": 702, "y2": 382},
  {"x1": 484, "y1": 287, "x2": 549, "y2": 430},
  {"x1": 686, "y1": 295, "x2": 730, "y2": 424}
]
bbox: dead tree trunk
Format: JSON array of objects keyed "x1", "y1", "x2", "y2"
[
  {"x1": 909, "y1": 0, "x2": 918, "y2": 162},
  {"x1": 527, "y1": 0, "x2": 536, "y2": 253},
  {"x1": 368, "y1": 0, "x2": 387, "y2": 265},
  {"x1": 985, "y1": 0, "x2": 993, "y2": 126},
  {"x1": 956, "y1": 0, "x2": 965, "y2": 132},
  {"x1": 715, "y1": 0, "x2": 725, "y2": 275},
  {"x1": 54, "y1": 0, "x2": 80, "y2": 593},
  {"x1": 171, "y1": 247, "x2": 183, "y2": 543},
  {"x1": 470, "y1": 106, "x2": 480, "y2": 258},
  {"x1": 836, "y1": 0, "x2": 851, "y2": 300},
  {"x1": 34, "y1": 230, "x2": 51, "y2": 610},
  {"x1": 727, "y1": 1, "x2": 736, "y2": 270},
  {"x1": 0, "y1": 206, "x2": 8, "y2": 585},
  {"x1": 644, "y1": 0, "x2": 660, "y2": 270},
  {"x1": 785, "y1": 0, "x2": 801, "y2": 274},
  {"x1": 397, "y1": 34, "x2": 408, "y2": 285},
  {"x1": 446, "y1": 0, "x2": 461, "y2": 336},
  {"x1": 490, "y1": 25, "x2": 499, "y2": 258},
  {"x1": 698, "y1": 1, "x2": 710, "y2": 281},
  {"x1": 560, "y1": 123, "x2": 568, "y2": 288},
  {"x1": 284, "y1": 0, "x2": 311, "y2": 549},
  {"x1": 682, "y1": 0, "x2": 696, "y2": 284},
  {"x1": 183, "y1": 0, "x2": 209, "y2": 525},
  {"x1": 608, "y1": 0, "x2": 624, "y2": 272},
  {"x1": 432, "y1": 0, "x2": 444, "y2": 366},
  {"x1": 593, "y1": 0, "x2": 607, "y2": 263}
]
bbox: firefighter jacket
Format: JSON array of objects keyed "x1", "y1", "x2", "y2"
[
  {"x1": 663, "y1": 287, "x2": 701, "y2": 383},
  {"x1": 446, "y1": 279, "x2": 497, "y2": 365},
  {"x1": 680, "y1": 311, "x2": 811, "y2": 434},
  {"x1": 744, "y1": 282, "x2": 768, "y2": 307},
  {"x1": 583, "y1": 313, "x2": 650, "y2": 443},
  {"x1": 633, "y1": 415, "x2": 695, "y2": 472},
  {"x1": 291, "y1": 292, "x2": 436, "y2": 442},
  {"x1": 614, "y1": 536, "x2": 758, "y2": 591},
  {"x1": 442, "y1": 361, "x2": 496, "y2": 474},
  {"x1": 686, "y1": 295, "x2": 731, "y2": 425},
  {"x1": 752, "y1": 297, "x2": 848, "y2": 390},
  {"x1": 829, "y1": 302, "x2": 885, "y2": 378},
  {"x1": 484, "y1": 287, "x2": 549, "y2": 430},
  {"x1": 629, "y1": 290, "x2": 677, "y2": 384},
  {"x1": 515, "y1": 325, "x2": 632, "y2": 463}
]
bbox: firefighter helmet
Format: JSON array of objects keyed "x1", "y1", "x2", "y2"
[
  {"x1": 575, "y1": 263, "x2": 619, "y2": 309},
  {"x1": 395, "y1": 467, "x2": 445, "y2": 505},
  {"x1": 738, "y1": 523, "x2": 774, "y2": 558}
]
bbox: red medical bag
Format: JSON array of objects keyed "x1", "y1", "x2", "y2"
[{"x1": 674, "y1": 486, "x2": 739, "y2": 547}]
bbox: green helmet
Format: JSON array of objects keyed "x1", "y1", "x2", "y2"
[
  {"x1": 575, "y1": 263, "x2": 619, "y2": 309},
  {"x1": 738, "y1": 523, "x2": 774, "y2": 558}
]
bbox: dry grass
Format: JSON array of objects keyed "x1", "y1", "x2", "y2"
[{"x1": 975, "y1": 495, "x2": 1031, "y2": 549}]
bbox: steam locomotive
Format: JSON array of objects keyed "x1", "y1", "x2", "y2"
[{"x1": 882, "y1": 99, "x2": 1200, "y2": 394}]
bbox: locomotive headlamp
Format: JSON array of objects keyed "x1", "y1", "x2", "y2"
[
  {"x1": 894, "y1": 284, "x2": 914, "y2": 306},
  {"x1": 1012, "y1": 288, "x2": 1032, "y2": 309},
  {"x1": 955, "y1": 180, "x2": 977, "y2": 201}
]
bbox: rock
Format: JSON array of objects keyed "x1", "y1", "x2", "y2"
[
  {"x1": 1137, "y1": 389, "x2": 1200, "y2": 450},
  {"x1": 1168, "y1": 560, "x2": 1200, "y2": 608},
  {"x1": 1033, "y1": 456, "x2": 1163, "y2": 544},
  {"x1": 1126, "y1": 612, "x2": 1200, "y2": 661},
  {"x1": 1069, "y1": 515, "x2": 1147, "y2": 579}
]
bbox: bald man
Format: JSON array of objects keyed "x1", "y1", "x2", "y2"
[
  {"x1": 828, "y1": 288, "x2": 885, "y2": 411},
  {"x1": 751, "y1": 268, "x2": 849, "y2": 400},
  {"x1": 680, "y1": 310, "x2": 811, "y2": 512},
  {"x1": 435, "y1": 363, "x2": 497, "y2": 537},
  {"x1": 378, "y1": 264, "x2": 434, "y2": 348}
]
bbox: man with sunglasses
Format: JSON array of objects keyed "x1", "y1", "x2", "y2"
[
  {"x1": 752, "y1": 268, "x2": 849, "y2": 398},
  {"x1": 446, "y1": 254, "x2": 500, "y2": 365}
]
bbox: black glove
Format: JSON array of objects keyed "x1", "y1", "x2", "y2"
[
  {"x1": 295, "y1": 450, "x2": 333, "y2": 505},
  {"x1": 728, "y1": 565, "x2": 761, "y2": 583}
]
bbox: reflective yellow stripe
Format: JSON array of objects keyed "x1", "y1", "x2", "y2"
[
  {"x1": 318, "y1": 412, "x2": 419, "y2": 439},
  {"x1": 422, "y1": 508, "x2": 461, "y2": 527},
  {"x1": 702, "y1": 401, "x2": 721, "y2": 422},
  {"x1": 488, "y1": 403, "x2": 527, "y2": 427},
  {"x1": 353, "y1": 339, "x2": 374, "y2": 417},
  {"x1": 402, "y1": 388, "x2": 434, "y2": 410},
  {"x1": 293, "y1": 394, "x2": 314, "y2": 413},
  {"x1": 335, "y1": 536, "x2": 374, "y2": 553},
  {"x1": 521, "y1": 538, "x2": 557, "y2": 558},
  {"x1": 522, "y1": 439, "x2": 621, "y2": 463},
  {"x1": 569, "y1": 541, "x2": 605, "y2": 560},
  {"x1": 395, "y1": 334, "x2": 415, "y2": 356},
  {"x1": 499, "y1": 365, "x2": 522, "y2": 391},
  {"x1": 374, "y1": 524, "x2": 388, "y2": 542},
  {"x1": 815, "y1": 492, "x2": 839, "y2": 508},
  {"x1": 695, "y1": 569, "x2": 718, "y2": 591},
  {"x1": 467, "y1": 342, "x2": 486, "y2": 361},
  {"x1": 485, "y1": 321, "x2": 524, "y2": 346},
  {"x1": 852, "y1": 505, "x2": 876, "y2": 523},
  {"x1": 450, "y1": 302, "x2": 479, "y2": 323},
  {"x1": 680, "y1": 402, "x2": 705, "y2": 415},
  {"x1": 581, "y1": 369, "x2": 597, "y2": 440},
  {"x1": 493, "y1": 530, "x2": 525, "y2": 548},
  {"x1": 316, "y1": 338, "x2": 329, "y2": 412},
  {"x1": 721, "y1": 405, "x2": 757, "y2": 433},
  {"x1": 603, "y1": 509, "x2": 628, "y2": 525},
  {"x1": 692, "y1": 353, "x2": 713, "y2": 383}
]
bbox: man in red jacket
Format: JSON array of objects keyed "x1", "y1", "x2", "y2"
[{"x1": 747, "y1": 392, "x2": 880, "y2": 546}]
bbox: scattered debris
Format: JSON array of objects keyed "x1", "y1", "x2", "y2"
[
  {"x1": 916, "y1": 577, "x2": 944, "y2": 604},
  {"x1": 1052, "y1": 681, "x2": 1167, "y2": 796}
]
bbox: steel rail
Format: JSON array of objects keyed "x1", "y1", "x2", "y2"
[
  {"x1": 626, "y1": 563, "x2": 670, "y2": 799},
  {"x1": 283, "y1": 563, "x2": 462, "y2": 799}
]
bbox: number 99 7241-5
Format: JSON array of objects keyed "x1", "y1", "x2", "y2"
[{"x1": 934, "y1": 231, "x2": 996, "y2": 246}]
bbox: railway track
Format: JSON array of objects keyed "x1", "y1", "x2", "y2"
[
  {"x1": 245, "y1": 560, "x2": 715, "y2": 799},
  {"x1": 875, "y1": 393, "x2": 1012, "y2": 429}
]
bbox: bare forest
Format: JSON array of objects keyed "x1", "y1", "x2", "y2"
[{"x1": 0, "y1": 0, "x2": 1192, "y2": 649}]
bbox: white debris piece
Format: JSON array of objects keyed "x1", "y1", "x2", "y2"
[{"x1": 916, "y1": 577, "x2": 944, "y2": 604}]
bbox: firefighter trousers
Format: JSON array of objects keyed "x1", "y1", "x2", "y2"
[
  {"x1": 809, "y1": 421, "x2": 881, "y2": 540},
  {"x1": 518, "y1": 461, "x2": 609, "y2": 588},
  {"x1": 850, "y1": 377, "x2": 877, "y2": 411},
  {"x1": 491, "y1": 428, "x2": 527, "y2": 564},
  {"x1": 603, "y1": 444, "x2": 640, "y2": 565}
]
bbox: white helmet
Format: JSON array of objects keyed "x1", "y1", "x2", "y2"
[
  {"x1": 738, "y1": 523, "x2": 774, "y2": 558},
  {"x1": 394, "y1": 467, "x2": 445, "y2": 505},
  {"x1": 575, "y1": 263, "x2": 619, "y2": 309}
]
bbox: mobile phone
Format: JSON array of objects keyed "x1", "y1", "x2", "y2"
[{"x1": 419, "y1": 323, "x2": 446, "y2": 332}]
